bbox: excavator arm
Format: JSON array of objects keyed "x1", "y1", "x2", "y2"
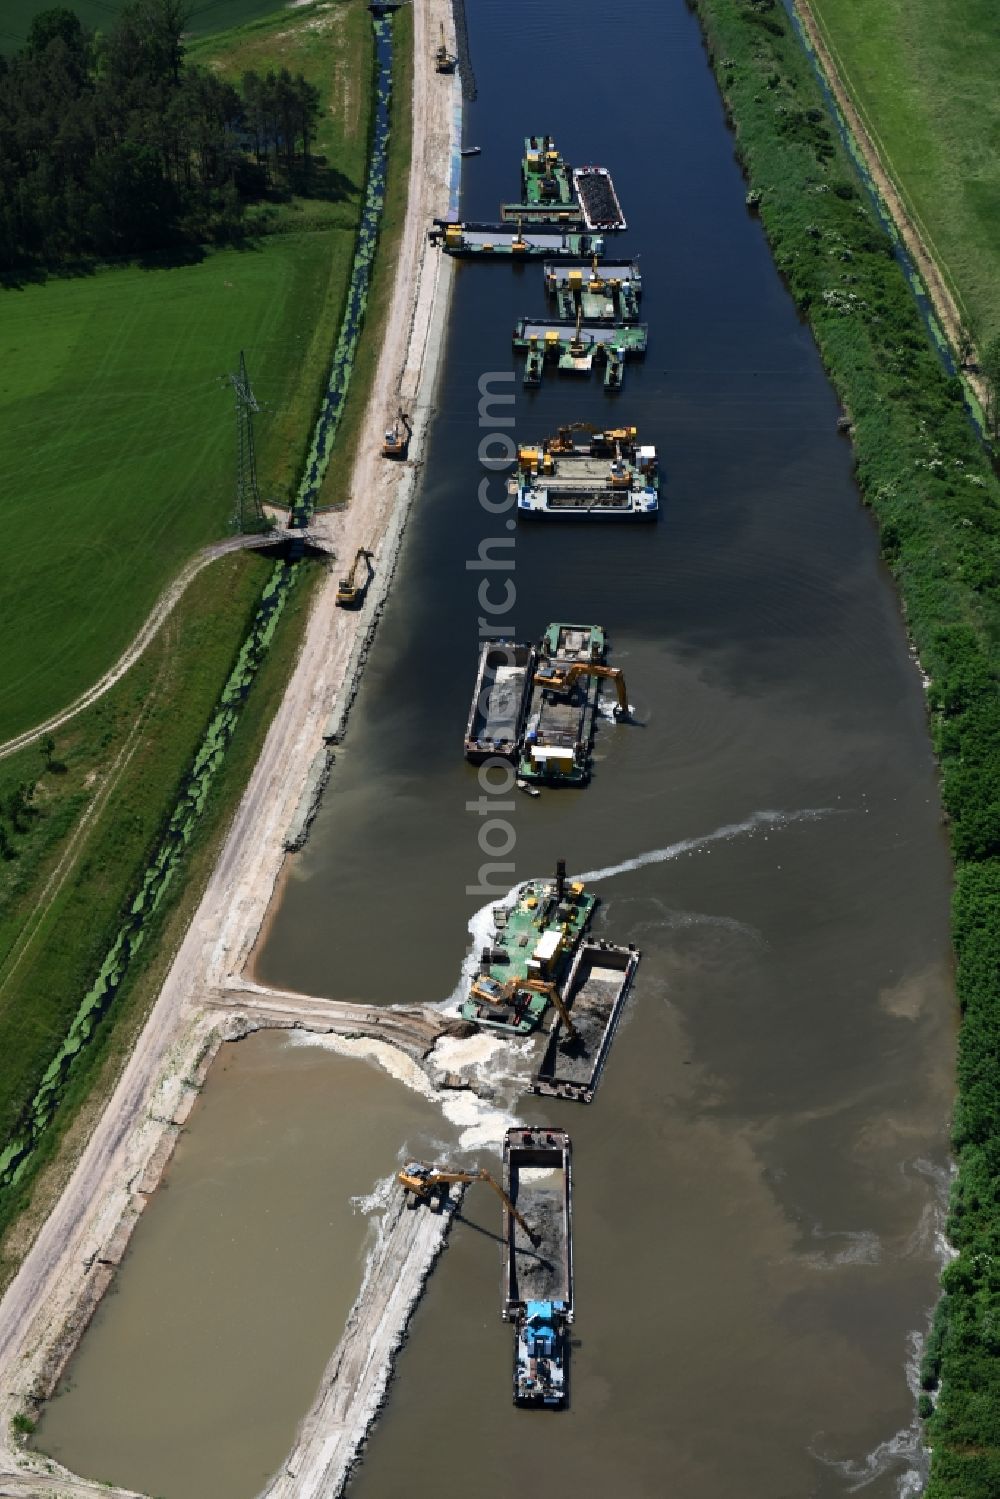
[
  {"x1": 397, "y1": 1163, "x2": 539, "y2": 1245},
  {"x1": 534, "y1": 662, "x2": 629, "y2": 714}
]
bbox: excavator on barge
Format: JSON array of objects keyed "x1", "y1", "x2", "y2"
[{"x1": 533, "y1": 660, "x2": 630, "y2": 719}]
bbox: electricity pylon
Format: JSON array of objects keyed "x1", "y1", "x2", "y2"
[{"x1": 229, "y1": 351, "x2": 264, "y2": 532}]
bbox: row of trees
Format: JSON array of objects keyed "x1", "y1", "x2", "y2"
[{"x1": 0, "y1": 3, "x2": 322, "y2": 264}]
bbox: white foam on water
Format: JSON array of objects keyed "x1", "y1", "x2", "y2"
[
  {"x1": 432, "y1": 1032, "x2": 507, "y2": 1072},
  {"x1": 802, "y1": 1227, "x2": 883, "y2": 1271},
  {"x1": 350, "y1": 1172, "x2": 396, "y2": 1217}
]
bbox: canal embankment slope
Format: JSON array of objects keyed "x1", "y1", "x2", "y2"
[
  {"x1": 0, "y1": 1, "x2": 463, "y2": 1493},
  {"x1": 694, "y1": 2, "x2": 1000, "y2": 1493}
]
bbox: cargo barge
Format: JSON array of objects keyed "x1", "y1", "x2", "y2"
[
  {"x1": 432, "y1": 220, "x2": 605, "y2": 259},
  {"x1": 513, "y1": 317, "x2": 648, "y2": 388},
  {"x1": 511, "y1": 426, "x2": 659, "y2": 520},
  {"x1": 460, "y1": 860, "x2": 596, "y2": 1034},
  {"x1": 545, "y1": 261, "x2": 641, "y2": 323},
  {"x1": 532, "y1": 941, "x2": 641, "y2": 1103},
  {"x1": 572, "y1": 165, "x2": 627, "y2": 230},
  {"x1": 464, "y1": 642, "x2": 536, "y2": 762},
  {"x1": 519, "y1": 622, "x2": 609, "y2": 783},
  {"x1": 502, "y1": 1125, "x2": 574, "y2": 1408}
]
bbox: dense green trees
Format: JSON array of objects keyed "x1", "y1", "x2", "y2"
[{"x1": 0, "y1": 3, "x2": 321, "y2": 265}]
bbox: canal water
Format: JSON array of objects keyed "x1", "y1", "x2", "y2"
[
  {"x1": 37, "y1": 0, "x2": 955, "y2": 1494},
  {"x1": 35, "y1": 1034, "x2": 449, "y2": 1499}
]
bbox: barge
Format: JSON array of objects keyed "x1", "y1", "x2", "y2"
[
  {"x1": 513, "y1": 317, "x2": 648, "y2": 388},
  {"x1": 464, "y1": 641, "x2": 536, "y2": 762},
  {"x1": 519, "y1": 622, "x2": 603, "y2": 784},
  {"x1": 532, "y1": 941, "x2": 641, "y2": 1103},
  {"x1": 500, "y1": 200, "x2": 584, "y2": 227},
  {"x1": 543, "y1": 259, "x2": 642, "y2": 298},
  {"x1": 433, "y1": 220, "x2": 605, "y2": 259},
  {"x1": 522, "y1": 135, "x2": 575, "y2": 209},
  {"x1": 511, "y1": 426, "x2": 659, "y2": 519},
  {"x1": 572, "y1": 165, "x2": 627, "y2": 230},
  {"x1": 460, "y1": 860, "x2": 596, "y2": 1034},
  {"x1": 503, "y1": 1125, "x2": 574, "y2": 1408},
  {"x1": 545, "y1": 260, "x2": 641, "y2": 323}
]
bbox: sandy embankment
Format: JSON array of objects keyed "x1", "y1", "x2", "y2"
[{"x1": 0, "y1": 2, "x2": 465, "y2": 1494}]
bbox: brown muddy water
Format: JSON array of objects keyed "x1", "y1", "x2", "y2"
[
  {"x1": 36, "y1": 0, "x2": 956, "y2": 1494},
  {"x1": 35, "y1": 1033, "x2": 449, "y2": 1499}
]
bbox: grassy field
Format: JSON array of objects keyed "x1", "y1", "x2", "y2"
[
  {"x1": 0, "y1": 0, "x2": 288, "y2": 51},
  {"x1": 0, "y1": 1, "x2": 371, "y2": 740},
  {"x1": 808, "y1": 0, "x2": 1000, "y2": 338},
  {"x1": 0, "y1": 551, "x2": 323, "y2": 1266}
]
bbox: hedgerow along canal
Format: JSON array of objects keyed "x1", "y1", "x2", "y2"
[{"x1": 40, "y1": 0, "x2": 955, "y2": 1494}]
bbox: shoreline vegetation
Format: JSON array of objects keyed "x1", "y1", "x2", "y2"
[
  {"x1": 0, "y1": 0, "x2": 407, "y2": 1287},
  {"x1": 691, "y1": 1, "x2": 1000, "y2": 1491}
]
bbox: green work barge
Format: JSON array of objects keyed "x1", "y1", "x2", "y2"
[
  {"x1": 513, "y1": 318, "x2": 648, "y2": 388},
  {"x1": 460, "y1": 860, "x2": 598, "y2": 1035}
]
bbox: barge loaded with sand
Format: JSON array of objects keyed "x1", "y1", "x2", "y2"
[
  {"x1": 464, "y1": 642, "x2": 536, "y2": 761},
  {"x1": 460, "y1": 860, "x2": 596, "y2": 1034},
  {"x1": 502, "y1": 1125, "x2": 574, "y2": 1408},
  {"x1": 512, "y1": 425, "x2": 659, "y2": 519},
  {"x1": 532, "y1": 940, "x2": 641, "y2": 1103}
]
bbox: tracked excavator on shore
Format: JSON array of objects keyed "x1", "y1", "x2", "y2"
[
  {"x1": 398, "y1": 1162, "x2": 540, "y2": 1245},
  {"x1": 336, "y1": 547, "x2": 372, "y2": 607}
]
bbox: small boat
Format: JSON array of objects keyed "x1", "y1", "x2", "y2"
[
  {"x1": 516, "y1": 778, "x2": 541, "y2": 798},
  {"x1": 460, "y1": 146, "x2": 481, "y2": 157}
]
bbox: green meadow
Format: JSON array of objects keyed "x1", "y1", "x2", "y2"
[
  {"x1": 0, "y1": 0, "x2": 288, "y2": 51},
  {"x1": 809, "y1": 0, "x2": 1000, "y2": 337},
  {"x1": 0, "y1": 1, "x2": 371, "y2": 739}
]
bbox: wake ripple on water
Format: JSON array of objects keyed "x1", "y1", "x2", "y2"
[{"x1": 576, "y1": 806, "x2": 835, "y2": 884}]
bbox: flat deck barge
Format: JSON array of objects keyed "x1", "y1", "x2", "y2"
[
  {"x1": 572, "y1": 165, "x2": 627, "y2": 230},
  {"x1": 500, "y1": 201, "x2": 584, "y2": 227},
  {"x1": 502, "y1": 1126, "x2": 573, "y2": 1317},
  {"x1": 460, "y1": 860, "x2": 596, "y2": 1034},
  {"x1": 433, "y1": 220, "x2": 605, "y2": 259},
  {"x1": 521, "y1": 135, "x2": 575, "y2": 209},
  {"x1": 532, "y1": 940, "x2": 640, "y2": 1103},
  {"x1": 512, "y1": 426, "x2": 659, "y2": 520},
  {"x1": 464, "y1": 642, "x2": 536, "y2": 762},
  {"x1": 543, "y1": 260, "x2": 642, "y2": 297},
  {"x1": 546, "y1": 261, "x2": 641, "y2": 322},
  {"x1": 514, "y1": 318, "x2": 648, "y2": 388}
]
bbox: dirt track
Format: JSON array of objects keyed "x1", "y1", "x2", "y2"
[{"x1": 0, "y1": 2, "x2": 462, "y2": 1493}]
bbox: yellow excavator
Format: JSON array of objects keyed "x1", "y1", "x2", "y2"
[
  {"x1": 382, "y1": 407, "x2": 410, "y2": 459},
  {"x1": 469, "y1": 974, "x2": 580, "y2": 1043},
  {"x1": 398, "y1": 1161, "x2": 540, "y2": 1246},
  {"x1": 534, "y1": 661, "x2": 629, "y2": 716},
  {"x1": 336, "y1": 547, "x2": 372, "y2": 608},
  {"x1": 435, "y1": 23, "x2": 456, "y2": 72}
]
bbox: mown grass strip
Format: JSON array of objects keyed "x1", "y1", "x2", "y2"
[{"x1": 691, "y1": 2, "x2": 1000, "y2": 1493}]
